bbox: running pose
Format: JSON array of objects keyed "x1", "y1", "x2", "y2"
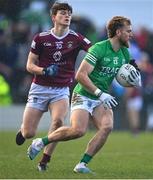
[
  {"x1": 16, "y1": 2, "x2": 91, "y2": 171},
  {"x1": 27, "y1": 16, "x2": 141, "y2": 173}
]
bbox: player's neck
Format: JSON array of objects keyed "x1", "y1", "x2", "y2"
[
  {"x1": 109, "y1": 38, "x2": 121, "y2": 52},
  {"x1": 52, "y1": 26, "x2": 69, "y2": 37}
]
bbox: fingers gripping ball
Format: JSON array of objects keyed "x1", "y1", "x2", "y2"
[{"x1": 116, "y1": 64, "x2": 141, "y2": 87}]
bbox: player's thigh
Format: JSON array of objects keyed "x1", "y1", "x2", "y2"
[
  {"x1": 22, "y1": 107, "x2": 43, "y2": 132},
  {"x1": 70, "y1": 109, "x2": 89, "y2": 132},
  {"x1": 92, "y1": 105, "x2": 114, "y2": 129},
  {"x1": 49, "y1": 98, "x2": 69, "y2": 121}
]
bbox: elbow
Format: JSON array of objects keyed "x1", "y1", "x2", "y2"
[
  {"x1": 75, "y1": 72, "x2": 82, "y2": 83},
  {"x1": 75, "y1": 71, "x2": 87, "y2": 84},
  {"x1": 26, "y1": 64, "x2": 30, "y2": 73},
  {"x1": 26, "y1": 63, "x2": 32, "y2": 73},
  {"x1": 75, "y1": 73, "x2": 79, "y2": 81}
]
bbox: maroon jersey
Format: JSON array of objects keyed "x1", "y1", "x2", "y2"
[{"x1": 30, "y1": 29, "x2": 91, "y2": 87}]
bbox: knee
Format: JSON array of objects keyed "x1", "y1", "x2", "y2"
[
  {"x1": 73, "y1": 127, "x2": 86, "y2": 138},
  {"x1": 23, "y1": 130, "x2": 35, "y2": 139},
  {"x1": 102, "y1": 124, "x2": 113, "y2": 134}
]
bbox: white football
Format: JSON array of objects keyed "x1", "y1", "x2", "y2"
[{"x1": 116, "y1": 64, "x2": 137, "y2": 87}]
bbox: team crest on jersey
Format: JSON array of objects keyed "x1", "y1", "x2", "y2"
[
  {"x1": 113, "y1": 57, "x2": 119, "y2": 64},
  {"x1": 67, "y1": 41, "x2": 73, "y2": 48}
]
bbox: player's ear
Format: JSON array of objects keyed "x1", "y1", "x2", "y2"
[
  {"x1": 116, "y1": 29, "x2": 121, "y2": 36},
  {"x1": 51, "y1": 15, "x2": 56, "y2": 23}
]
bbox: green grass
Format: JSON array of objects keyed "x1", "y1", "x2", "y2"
[{"x1": 0, "y1": 131, "x2": 153, "y2": 179}]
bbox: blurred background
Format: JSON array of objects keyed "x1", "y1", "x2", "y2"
[{"x1": 0, "y1": 0, "x2": 153, "y2": 134}]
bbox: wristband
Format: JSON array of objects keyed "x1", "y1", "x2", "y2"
[
  {"x1": 94, "y1": 88, "x2": 102, "y2": 97},
  {"x1": 42, "y1": 68, "x2": 47, "y2": 75}
]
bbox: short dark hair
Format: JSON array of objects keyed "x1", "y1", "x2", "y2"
[
  {"x1": 50, "y1": 2, "x2": 73, "y2": 15},
  {"x1": 107, "y1": 16, "x2": 131, "y2": 38}
]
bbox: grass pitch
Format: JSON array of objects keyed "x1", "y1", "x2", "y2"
[{"x1": 0, "y1": 131, "x2": 153, "y2": 179}]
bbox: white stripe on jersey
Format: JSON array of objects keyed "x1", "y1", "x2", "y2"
[
  {"x1": 31, "y1": 40, "x2": 36, "y2": 49},
  {"x1": 83, "y1": 38, "x2": 91, "y2": 44},
  {"x1": 86, "y1": 53, "x2": 97, "y2": 64},
  {"x1": 39, "y1": 31, "x2": 51, "y2": 36}
]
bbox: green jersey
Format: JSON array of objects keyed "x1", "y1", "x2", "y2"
[{"x1": 74, "y1": 39, "x2": 131, "y2": 99}]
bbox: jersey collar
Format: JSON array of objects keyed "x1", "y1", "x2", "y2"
[{"x1": 50, "y1": 28, "x2": 69, "y2": 40}]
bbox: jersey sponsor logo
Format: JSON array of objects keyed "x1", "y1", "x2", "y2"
[
  {"x1": 83, "y1": 38, "x2": 91, "y2": 44},
  {"x1": 31, "y1": 40, "x2": 36, "y2": 49},
  {"x1": 99, "y1": 66, "x2": 119, "y2": 77},
  {"x1": 55, "y1": 41, "x2": 63, "y2": 49},
  {"x1": 53, "y1": 51, "x2": 62, "y2": 61},
  {"x1": 43, "y1": 42, "x2": 52, "y2": 46}
]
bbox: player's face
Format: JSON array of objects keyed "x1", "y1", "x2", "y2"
[
  {"x1": 118, "y1": 25, "x2": 133, "y2": 48},
  {"x1": 52, "y1": 10, "x2": 72, "y2": 27}
]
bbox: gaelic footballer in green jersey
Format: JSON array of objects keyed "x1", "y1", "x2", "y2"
[{"x1": 74, "y1": 39, "x2": 130, "y2": 99}]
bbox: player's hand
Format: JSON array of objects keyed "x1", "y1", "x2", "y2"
[
  {"x1": 128, "y1": 70, "x2": 142, "y2": 87},
  {"x1": 43, "y1": 64, "x2": 58, "y2": 76},
  {"x1": 129, "y1": 59, "x2": 140, "y2": 71},
  {"x1": 99, "y1": 92, "x2": 118, "y2": 109}
]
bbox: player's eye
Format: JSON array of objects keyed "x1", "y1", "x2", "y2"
[
  {"x1": 60, "y1": 11, "x2": 66, "y2": 15},
  {"x1": 67, "y1": 11, "x2": 72, "y2": 16},
  {"x1": 60, "y1": 10, "x2": 71, "y2": 16}
]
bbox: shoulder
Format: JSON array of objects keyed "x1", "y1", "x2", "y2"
[
  {"x1": 39, "y1": 31, "x2": 51, "y2": 37},
  {"x1": 69, "y1": 29, "x2": 91, "y2": 46},
  {"x1": 96, "y1": 39, "x2": 109, "y2": 46},
  {"x1": 33, "y1": 31, "x2": 51, "y2": 40},
  {"x1": 89, "y1": 39, "x2": 108, "y2": 52},
  {"x1": 69, "y1": 29, "x2": 91, "y2": 43},
  {"x1": 69, "y1": 29, "x2": 79, "y2": 37}
]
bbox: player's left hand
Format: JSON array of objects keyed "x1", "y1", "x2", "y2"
[
  {"x1": 129, "y1": 59, "x2": 140, "y2": 71},
  {"x1": 99, "y1": 92, "x2": 118, "y2": 109},
  {"x1": 128, "y1": 70, "x2": 142, "y2": 87}
]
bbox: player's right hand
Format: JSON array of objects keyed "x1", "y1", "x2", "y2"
[
  {"x1": 99, "y1": 92, "x2": 118, "y2": 109},
  {"x1": 43, "y1": 64, "x2": 58, "y2": 76}
]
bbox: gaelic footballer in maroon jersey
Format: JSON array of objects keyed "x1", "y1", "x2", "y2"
[
  {"x1": 31, "y1": 29, "x2": 91, "y2": 87},
  {"x1": 16, "y1": 2, "x2": 91, "y2": 172}
]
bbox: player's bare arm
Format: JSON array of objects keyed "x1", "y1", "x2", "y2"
[
  {"x1": 26, "y1": 52, "x2": 43, "y2": 75},
  {"x1": 75, "y1": 60, "x2": 98, "y2": 95}
]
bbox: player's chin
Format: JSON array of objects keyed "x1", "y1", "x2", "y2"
[{"x1": 63, "y1": 21, "x2": 70, "y2": 26}]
